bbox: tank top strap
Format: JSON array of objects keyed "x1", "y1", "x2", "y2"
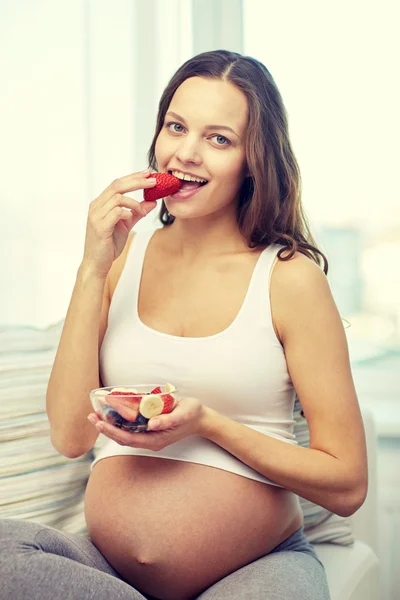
[
  {"x1": 107, "y1": 229, "x2": 155, "y2": 326},
  {"x1": 126, "y1": 228, "x2": 155, "y2": 292},
  {"x1": 236, "y1": 243, "x2": 285, "y2": 332}
]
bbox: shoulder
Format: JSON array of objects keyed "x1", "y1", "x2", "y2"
[
  {"x1": 272, "y1": 248, "x2": 328, "y2": 291},
  {"x1": 270, "y1": 249, "x2": 334, "y2": 344},
  {"x1": 108, "y1": 230, "x2": 136, "y2": 299}
]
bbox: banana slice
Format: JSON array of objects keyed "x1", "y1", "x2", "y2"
[
  {"x1": 110, "y1": 387, "x2": 138, "y2": 394},
  {"x1": 165, "y1": 382, "x2": 176, "y2": 393},
  {"x1": 139, "y1": 394, "x2": 163, "y2": 418}
]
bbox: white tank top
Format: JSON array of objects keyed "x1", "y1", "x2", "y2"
[{"x1": 91, "y1": 228, "x2": 297, "y2": 486}]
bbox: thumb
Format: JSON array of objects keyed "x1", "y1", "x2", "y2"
[{"x1": 142, "y1": 200, "x2": 158, "y2": 214}]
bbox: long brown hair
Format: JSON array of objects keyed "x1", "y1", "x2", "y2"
[{"x1": 147, "y1": 50, "x2": 328, "y2": 274}]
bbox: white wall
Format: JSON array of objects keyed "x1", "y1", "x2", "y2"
[{"x1": 0, "y1": 0, "x2": 89, "y2": 327}]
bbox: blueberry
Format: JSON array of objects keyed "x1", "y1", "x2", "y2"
[
  {"x1": 120, "y1": 413, "x2": 149, "y2": 433},
  {"x1": 101, "y1": 405, "x2": 124, "y2": 427},
  {"x1": 118, "y1": 416, "x2": 133, "y2": 427},
  {"x1": 101, "y1": 405, "x2": 116, "y2": 419},
  {"x1": 135, "y1": 414, "x2": 149, "y2": 426},
  {"x1": 101, "y1": 404, "x2": 149, "y2": 432}
]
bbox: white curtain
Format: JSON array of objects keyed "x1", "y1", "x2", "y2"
[{"x1": 0, "y1": 0, "x2": 196, "y2": 327}]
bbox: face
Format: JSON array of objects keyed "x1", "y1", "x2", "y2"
[{"x1": 154, "y1": 76, "x2": 249, "y2": 220}]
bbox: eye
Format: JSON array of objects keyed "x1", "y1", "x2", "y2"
[
  {"x1": 166, "y1": 121, "x2": 185, "y2": 133},
  {"x1": 211, "y1": 134, "x2": 230, "y2": 146}
]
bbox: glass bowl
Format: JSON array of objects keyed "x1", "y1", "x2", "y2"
[{"x1": 90, "y1": 383, "x2": 178, "y2": 433}]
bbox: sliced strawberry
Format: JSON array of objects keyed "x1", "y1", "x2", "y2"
[
  {"x1": 143, "y1": 173, "x2": 182, "y2": 202},
  {"x1": 107, "y1": 390, "x2": 142, "y2": 421},
  {"x1": 161, "y1": 393, "x2": 176, "y2": 414},
  {"x1": 150, "y1": 386, "x2": 162, "y2": 394}
]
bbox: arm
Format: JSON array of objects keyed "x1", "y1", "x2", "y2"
[
  {"x1": 199, "y1": 253, "x2": 368, "y2": 517},
  {"x1": 46, "y1": 265, "x2": 109, "y2": 458},
  {"x1": 46, "y1": 171, "x2": 158, "y2": 458}
]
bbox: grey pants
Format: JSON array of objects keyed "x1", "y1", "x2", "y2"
[{"x1": 0, "y1": 518, "x2": 331, "y2": 600}]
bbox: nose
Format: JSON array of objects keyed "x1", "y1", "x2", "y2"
[{"x1": 174, "y1": 135, "x2": 202, "y2": 166}]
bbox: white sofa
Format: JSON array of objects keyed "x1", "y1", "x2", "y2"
[{"x1": 315, "y1": 408, "x2": 380, "y2": 600}]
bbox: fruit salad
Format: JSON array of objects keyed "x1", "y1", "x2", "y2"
[{"x1": 90, "y1": 383, "x2": 177, "y2": 433}]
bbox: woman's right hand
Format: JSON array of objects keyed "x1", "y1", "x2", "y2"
[{"x1": 81, "y1": 170, "x2": 158, "y2": 278}]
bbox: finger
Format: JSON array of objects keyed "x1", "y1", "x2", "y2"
[
  {"x1": 148, "y1": 414, "x2": 176, "y2": 431},
  {"x1": 99, "y1": 206, "x2": 132, "y2": 235},
  {"x1": 95, "y1": 420, "x2": 158, "y2": 448},
  {"x1": 99, "y1": 193, "x2": 150, "y2": 221},
  {"x1": 101, "y1": 200, "x2": 156, "y2": 234},
  {"x1": 94, "y1": 420, "x2": 129, "y2": 442},
  {"x1": 97, "y1": 172, "x2": 157, "y2": 208},
  {"x1": 117, "y1": 202, "x2": 157, "y2": 230},
  {"x1": 87, "y1": 413, "x2": 100, "y2": 426}
]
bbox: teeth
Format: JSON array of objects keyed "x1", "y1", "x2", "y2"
[
  {"x1": 171, "y1": 170, "x2": 207, "y2": 184},
  {"x1": 139, "y1": 394, "x2": 164, "y2": 418}
]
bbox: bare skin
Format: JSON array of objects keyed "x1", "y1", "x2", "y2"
[{"x1": 85, "y1": 227, "x2": 303, "y2": 600}]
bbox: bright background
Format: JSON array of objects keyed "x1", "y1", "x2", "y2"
[
  {"x1": 246, "y1": 0, "x2": 400, "y2": 356},
  {"x1": 1, "y1": 1, "x2": 400, "y2": 597},
  {"x1": 1, "y1": 0, "x2": 399, "y2": 410},
  {"x1": 1, "y1": 0, "x2": 399, "y2": 392}
]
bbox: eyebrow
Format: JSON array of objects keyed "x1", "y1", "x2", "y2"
[{"x1": 165, "y1": 111, "x2": 241, "y2": 139}]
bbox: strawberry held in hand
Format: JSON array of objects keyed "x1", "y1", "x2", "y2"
[{"x1": 143, "y1": 172, "x2": 182, "y2": 202}]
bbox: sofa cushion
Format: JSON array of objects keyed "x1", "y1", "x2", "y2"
[{"x1": 0, "y1": 320, "x2": 91, "y2": 535}]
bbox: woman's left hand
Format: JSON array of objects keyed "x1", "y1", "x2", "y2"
[{"x1": 87, "y1": 397, "x2": 207, "y2": 450}]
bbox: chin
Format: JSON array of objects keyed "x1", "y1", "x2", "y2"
[{"x1": 164, "y1": 207, "x2": 201, "y2": 220}]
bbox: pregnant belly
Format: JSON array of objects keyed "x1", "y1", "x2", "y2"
[{"x1": 84, "y1": 455, "x2": 303, "y2": 600}]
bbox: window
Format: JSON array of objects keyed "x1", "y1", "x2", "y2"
[
  {"x1": 244, "y1": 0, "x2": 400, "y2": 360},
  {"x1": 0, "y1": 0, "x2": 192, "y2": 327}
]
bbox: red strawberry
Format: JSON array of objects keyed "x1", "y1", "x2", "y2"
[
  {"x1": 108, "y1": 391, "x2": 137, "y2": 396},
  {"x1": 150, "y1": 386, "x2": 162, "y2": 394},
  {"x1": 161, "y1": 393, "x2": 176, "y2": 414},
  {"x1": 143, "y1": 173, "x2": 182, "y2": 202}
]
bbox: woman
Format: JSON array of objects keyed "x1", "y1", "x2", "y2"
[{"x1": 0, "y1": 50, "x2": 367, "y2": 600}]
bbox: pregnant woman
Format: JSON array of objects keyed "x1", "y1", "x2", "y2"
[{"x1": 1, "y1": 50, "x2": 367, "y2": 600}]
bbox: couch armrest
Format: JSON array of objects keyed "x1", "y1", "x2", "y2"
[{"x1": 315, "y1": 541, "x2": 379, "y2": 600}]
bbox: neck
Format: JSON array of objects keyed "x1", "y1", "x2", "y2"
[{"x1": 163, "y1": 216, "x2": 249, "y2": 263}]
